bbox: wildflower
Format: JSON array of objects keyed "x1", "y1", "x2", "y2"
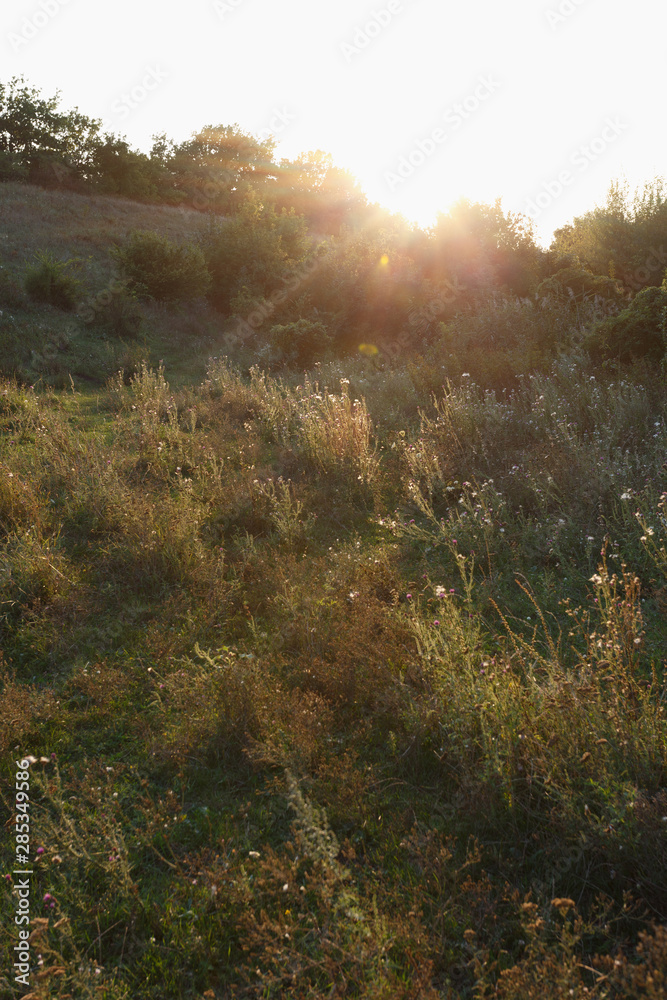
[
  {"x1": 406, "y1": 593, "x2": 412, "y2": 600},
  {"x1": 589, "y1": 574, "x2": 603, "y2": 585},
  {"x1": 551, "y1": 898, "x2": 575, "y2": 912},
  {"x1": 36, "y1": 847, "x2": 44, "y2": 856},
  {"x1": 434, "y1": 620, "x2": 440, "y2": 626},
  {"x1": 435, "y1": 585, "x2": 446, "y2": 597}
]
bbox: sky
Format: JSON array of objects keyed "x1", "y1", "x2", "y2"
[{"x1": 2, "y1": 0, "x2": 666, "y2": 245}]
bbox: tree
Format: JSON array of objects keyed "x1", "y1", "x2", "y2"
[
  {"x1": 90, "y1": 135, "x2": 166, "y2": 201},
  {"x1": 166, "y1": 123, "x2": 276, "y2": 213},
  {"x1": 586, "y1": 284, "x2": 667, "y2": 362},
  {"x1": 427, "y1": 198, "x2": 542, "y2": 300},
  {"x1": 270, "y1": 151, "x2": 369, "y2": 234},
  {"x1": 0, "y1": 76, "x2": 102, "y2": 187},
  {"x1": 200, "y1": 203, "x2": 310, "y2": 313},
  {"x1": 550, "y1": 177, "x2": 667, "y2": 293}
]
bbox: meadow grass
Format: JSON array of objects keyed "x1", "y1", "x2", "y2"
[{"x1": 0, "y1": 342, "x2": 664, "y2": 999}]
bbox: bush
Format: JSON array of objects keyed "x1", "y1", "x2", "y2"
[
  {"x1": 269, "y1": 318, "x2": 331, "y2": 368},
  {"x1": 537, "y1": 253, "x2": 624, "y2": 305},
  {"x1": 24, "y1": 251, "x2": 83, "y2": 311},
  {"x1": 201, "y1": 206, "x2": 310, "y2": 315},
  {"x1": 111, "y1": 230, "x2": 210, "y2": 303},
  {"x1": 587, "y1": 284, "x2": 667, "y2": 362}
]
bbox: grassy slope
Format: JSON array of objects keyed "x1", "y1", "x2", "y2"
[
  {"x1": 0, "y1": 184, "x2": 665, "y2": 999},
  {"x1": 0, "y1": 182, "x2": 210, "y2": 281},
  {"x1": 0, "y1": 182, "x2": 229, "y2": 388}
]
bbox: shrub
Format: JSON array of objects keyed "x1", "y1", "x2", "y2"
[
  {"x1": 201, "y1": 206, "x2": 310, "y2": 315},
  {"x1": 537, "y1": 253, "x2": 624, "y2": 305},
  {"x1": 111, "y1": 230, "x2": 210, "y2": 303},
  {"x1": 269, "y1": 318, "x2": 331, "y2": 368},
  {"x1": 587, "y1": 284, "x2": 667, "y2": 361},
  {"x1": 24, "y1": 251, "x2": 83, "y2": 310}
]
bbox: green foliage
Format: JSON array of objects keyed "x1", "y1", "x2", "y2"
[
  {"x1": 167, "y1": 122, "x2": 277, "y2": 212},
  {"x1": 537, "y1": 252, "x2": 624, "y2": 305},
  {"x1": 551, "y1": 177, "x2": 667, "y2": 293},
  {"x1": 431, "y1": 295, "x2": 571, "y2": 392},
  {"x1": 429, "y1": 197, "x2": 542, "y2": 300},
  {"x1": 201, "y1": 205, "x2": 310, "y2": 314},
  {"x1": 587, "y1": 284, "x2": 667, "y2": 362},
  {"x1": 268, "y1": 317, "x2": 331, "y2": 368},
  {"x1": 302, "y1": 225, "x2": 421, "y2": 353},
  {"x1": 269, "y1": 149, "x2": 370, "y2": 234},
  {"x1": 0, "y1": 149, "x2": 27, "y2": 182},
  {"x1": 24, "y1": 251, "x2": 83, "y2": 310},
  {"x1": 90, "y1": 135, "x2": 166, "y2": 200},
  {"x1": 0, "y1": 76, "x2": 102, "y2": 188},
  {"x1": 111, "y1": 230, "x2": 210, "y2": 303}
]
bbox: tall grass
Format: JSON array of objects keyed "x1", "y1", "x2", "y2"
[{"x1": 0, "y1": 348, "x2": 665, "y2": 998}]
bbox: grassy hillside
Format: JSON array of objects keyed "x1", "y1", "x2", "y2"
[
  {"x1": 0, "y1": 183, "x2": 232, "y2": 388},
  {"x1": 0, "y1": 184, "x2": 666, "y2": 999},
  {"x1": 0, "y1": 182, "x2": 210, "y2": 271}
]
